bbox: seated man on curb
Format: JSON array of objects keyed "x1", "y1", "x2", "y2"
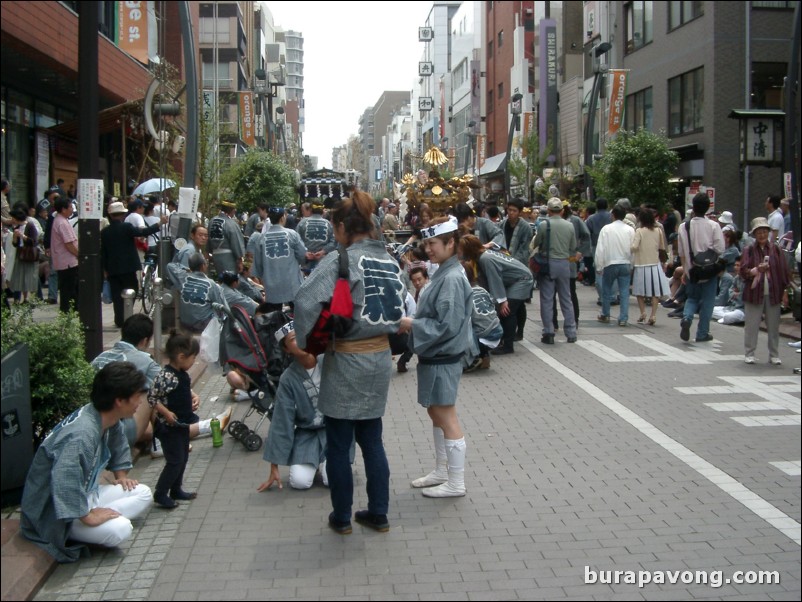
[{"x1": 21, "y1": 362, "x2": 153, "y2": 562}]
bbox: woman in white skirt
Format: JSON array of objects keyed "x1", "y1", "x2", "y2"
[{"x1": 631, "y1": 207, "x2": 670, "y2": 325}]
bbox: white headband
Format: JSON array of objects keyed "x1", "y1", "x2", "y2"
[
  {"x1": 421, "y1": 216, "x2": 458, "y2": 239},
  {"x1": 275, "y1": 320, "x2": 295, "y2": 344}
]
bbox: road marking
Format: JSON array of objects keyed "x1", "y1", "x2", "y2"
[
  {"x1": 770, "y1": 461, "x2": 802, "y2": 476},
  {"x1": 576, "y1": 334, "x2": 742, "y2": 364},
  {"x1": 520, "y1": 339, "x2": 801, "y2": 546},
  {"x1": 732, "y1": 415, "x2": 802, "y2": 427},
  {"x1": 675, "y1": 376, "x2": 801, "y2": 426}
]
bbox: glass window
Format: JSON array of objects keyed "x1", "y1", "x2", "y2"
[
  {"x1": 625, "y1": 87, "x2": 653, "y2": 131},
  {"x1": 488, "y1": 89, "x2": 494, "y2": 113},
  {"x1": 752, "y1": 1, "x2": 798, "y2": 8},
  {"x1": 668, "y1": 67, "x2": 703, "y2": 135},
  {"x1": 498, "y1": 82, "x2": 504, "y2": 99},
  {"x1": 669, "y1": 1, "x2": 704, "y2": 30},
  {"x1": 625, "y1": 1, "x2": 653, "y2": 53},
  {"x1": 752, "y1": 62, "x2": 786, "y2": 108},
  {"x1": 488, "y1": 40, "x2": 494, "y2": 58},
  {"x1": 199, "y1": 17, "x2": 230, "y2": 44},
  {"x1": 498, "y1": 30, "x2": 504, "y2": 47}
]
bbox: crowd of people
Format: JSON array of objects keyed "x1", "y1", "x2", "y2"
[{"x1": 10, "y1": 177, "x2": 800, "y2": 559}]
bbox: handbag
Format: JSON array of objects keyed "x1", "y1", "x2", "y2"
[
  {"x1": 17, "y1": 243, "x2": 40, "y2": 263},
  {"x1": 686, "y1": 221, "x2": 724, "y2": 283},
  {"x1": 529, "y1": 220, "x2": 550, "y2": 277},
  {"x1": 304, "y1": 249, "x2": 355, "y2": 356}
]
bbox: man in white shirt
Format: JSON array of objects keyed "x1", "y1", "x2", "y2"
[
  {"x1": 594, "y1": 204, "x2": 634, "y2": 326},
  {"x1": 765, "y1": 195, "x2": 785, "y2": 243}
]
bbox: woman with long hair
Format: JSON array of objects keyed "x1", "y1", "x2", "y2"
[
  {"x1": 399, "y1": 216, "x2": 473, "y2": 497},
  {"x1": 631, "y1": 207, "x2": 670, "y2": 325},
  {"x1": 294, "y1": 190, "x2": 406, "y2": 533}
]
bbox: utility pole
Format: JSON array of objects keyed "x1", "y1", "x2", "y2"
[{"x1": 77, "y1": 1, "x2": 101, "y2": 361}]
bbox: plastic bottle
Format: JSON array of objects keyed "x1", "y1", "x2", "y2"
[{"x1": 211, "y1": 417, "x2": 223, "y2": 447}]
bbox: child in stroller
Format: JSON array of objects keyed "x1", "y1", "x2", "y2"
[{"x1": 215, "y1": 302, "x2": 293, "y2": 450}]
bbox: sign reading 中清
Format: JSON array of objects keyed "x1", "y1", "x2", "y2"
[
  {"x1": 419, "y1": 97, "x2": 434, "y2": 112},
  {"x1": 744, "y1": 117, "x2": 775, "y2": 163},
  {"x1": 178, "y1": 187, "x2": 200, "y2": 218},
  {"x1": 78, "y1": 179, "x2": 104, "y2": 220}
]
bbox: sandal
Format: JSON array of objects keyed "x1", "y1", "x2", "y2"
[
  {"x1": 648, "y1": 316, "x2": 656, "y2": 326},
  {"x1": 637, "y1": 314, "x2": 646, "y2": 324}
]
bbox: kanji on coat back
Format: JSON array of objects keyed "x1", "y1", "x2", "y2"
[{"x1": 359, "y1": 256, "x2": 405, "y2": 325}]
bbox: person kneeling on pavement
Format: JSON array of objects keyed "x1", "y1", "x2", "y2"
[
  {"x1": 257, "y1": 322, "x2": 328, "y2": 491},
  {"x1": 21, "y1": 362, "x2": 153, "y2": 562},
  {"x1": 461, "y1": 260, "x2": 503, "y2": 372}
]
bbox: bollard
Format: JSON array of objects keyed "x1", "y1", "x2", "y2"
[
  {"x1": 122, "y1": 289, "x2": 136, "y2": 323},
  {"x1": 152, "y1": 277, "x2": 164, "y2": 364}
]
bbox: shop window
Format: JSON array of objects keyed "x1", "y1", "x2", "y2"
[{"x1": 751, "y1": 62, "x2": 786, "y2": 109}]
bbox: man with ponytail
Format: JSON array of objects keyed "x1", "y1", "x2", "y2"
[{"x1": 294, "y1": 190, "x2": 406, "y2": 534}]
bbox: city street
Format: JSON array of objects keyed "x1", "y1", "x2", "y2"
[{"x1": 32, "y1": 284, "x2": 801, "y2": 601}]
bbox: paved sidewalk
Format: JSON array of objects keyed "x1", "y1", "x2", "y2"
[{"x1": 18, "y1": 285, "x2": 801, "y2": 601}]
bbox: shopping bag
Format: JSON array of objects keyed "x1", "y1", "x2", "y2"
[{"x1": 199, "y1": 315, "x2": 221, "y2": 363}]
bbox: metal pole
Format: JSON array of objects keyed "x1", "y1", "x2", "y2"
[
  {"x1": 77, "y1": 1, "x2": 102, "y2": 361},
  {"x1": 584, "y1": 70, "x2": 603, "y2": 203},
  {"x1": 152, "y1": 277, "x2": 164, "y2": 364},
  {"x1": 177, "y1": 1, "x2": 198, "y2": 242},
  {"x1": 783, "y1": 2, "x2": 801, "y2": 246},
  {"x1": 743, "y1": 4, "x2": 751, "y2": 232},
  {"x1": 122, "y1": 289, "x2": 136, "y2": 323}
]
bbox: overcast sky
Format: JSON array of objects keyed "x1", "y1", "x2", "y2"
[{"x1": 265, "y1": 1, "x2": 434, "y2": 168}]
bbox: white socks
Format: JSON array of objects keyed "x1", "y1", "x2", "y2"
[
  {"x1": 411, "y1": 427, "x2": 449, "y2": 488},
  {"x1": 422, "y1": 437, "x2": 466, "y2": 498},
  {"x1": 198, "y1": 418, "x2": 212, "y2": 435}
]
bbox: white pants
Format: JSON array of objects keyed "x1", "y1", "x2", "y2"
[
  {"x1": 288, "y1": 462, "x2": 327, "y2": 490},
  {"x1": 713, "y1": 306, "x2": 745, "y2": 324},
  {"x1": 68, "y1": 484, "x2": 152, "y2": 548}
]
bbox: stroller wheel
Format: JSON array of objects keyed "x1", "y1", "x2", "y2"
[
  {"x1": 227, "y1": 420, "x2": 243, "y2": 436},
  {"x1": 230, "y1": 422, "x2": 249, "y2": 440},
  {"x1": 244, "y1": 433, "x2": 263, "y2": 451}
]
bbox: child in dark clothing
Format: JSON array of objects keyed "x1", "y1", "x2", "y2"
[{"x1": 149, "y1": 331, "x2": 201, "y2": 509}]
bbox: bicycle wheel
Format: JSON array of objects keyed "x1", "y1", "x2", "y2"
[{"x1": 141, "y1": 265, "x2": 154, "y2": 314}]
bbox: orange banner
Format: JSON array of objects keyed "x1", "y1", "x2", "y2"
[
  {"x1": 522, "y1": 112, "x2": 535, "y2": 157},
  {"x1": 239, "y1": 92, "x2": 255, "y2": 147},
  {"x1": 607, "y1": 69, "x2": 629, "y2": 138},
  {"x1": 477, "y1": 135, "x2": 487, "y2": 169},
  {"x1": 117, "y1": 1, "x2": 149, "y2": 64}
]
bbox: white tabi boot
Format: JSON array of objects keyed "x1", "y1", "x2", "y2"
[
  {"x1": 411, "y1": 427, "x2": 448, "y2": 488},
  {"x1": 422, "y1": 437, "x2": 466, "y2": 497}
]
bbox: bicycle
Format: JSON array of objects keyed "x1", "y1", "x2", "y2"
[{"x1": 140, "y1": 252, "x2": 159, "y2": 315}]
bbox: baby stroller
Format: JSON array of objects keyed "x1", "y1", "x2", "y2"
[{"x1": 214, "y1": 303, "x2": 292, "y2": 451}]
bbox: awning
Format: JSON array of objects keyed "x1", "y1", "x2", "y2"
[
  {"x1": 478, "y1": 152, "x2": 507, "y2": 176},
  {"x1": 47, "y1": 99, "x2": 143, "y2": 139}
]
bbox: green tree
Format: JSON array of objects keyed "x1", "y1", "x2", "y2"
[
  {"x1": 508, "y1": 130, "x2": 551, "y2": 202},
  {"x1": 219, "y1": 149, "x2": 297, "y2": 214},
  {"x1": 1, "y1": 303, "x2": 95, "y2": 449},
  {"x1": 588, "y1": 129, "x2": 679, "y2": 213}
]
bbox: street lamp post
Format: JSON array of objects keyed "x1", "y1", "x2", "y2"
[
  {"x1": 583, "y1": 42, "x2": 612, "y2": 203},
  {"x1": 275, "y1": 106, "x2": 286, "y2": 155},
  {"x1": 505, "y1": 93, "x2": 524, "y2": 203}
]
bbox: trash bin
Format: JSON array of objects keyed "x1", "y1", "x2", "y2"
[{"x1": 1, "y1": 343, "x2": 34, "y2": 497}]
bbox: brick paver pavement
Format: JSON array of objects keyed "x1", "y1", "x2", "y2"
[{"x1": 33, "y1": 286, "x2": 801, "y2": 601}]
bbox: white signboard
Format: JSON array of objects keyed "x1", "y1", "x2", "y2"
[
  {"x1": 177, "y1": 187, "x2": 200, "y2": 217},
  {"x1": 745, "y1": 117, "x2": 775, "y2": 163},
  {"x1": 419, "y1": 97, "x2": 433, "y2": 111},
  {"x1": 78, "y1": 179, "x2": 104, "y2": 220}
]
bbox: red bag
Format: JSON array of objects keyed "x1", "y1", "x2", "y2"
[
  {"x1": 135, "y1": 237, "x2": 149, "y2": 252},
  {"x1": 304, "y1": 250, "x2": 355, "y2": 356}
]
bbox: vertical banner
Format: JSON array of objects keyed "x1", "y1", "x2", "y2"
[
  {"x1": 35, "y1": 132, "x2": 49, "y2": 200},
  {"x1": 477, "y1": 134, "x2": 487, "y2": 169},
  {"x1": 522, "y1": 112, "x2": 535, "y2": 157},
  {"x1": 117, "y1": 1, "x2": 149, "y2": 64},
  {"x1": 239, "y1": 92, "x2": 255, "y2": 147},
  {"x1": 439, "y1": 79, "x2": 446, "y2": 141},
  {"x1": 78, "y1": 179, "x2": 104, "y2": 220},
  {"x1": 607, "y1": 69, "x2": 629, "y2": 138},
  {"x1": 470, "y1": 60, "x2": 481, "y2": 127},
  {"x1": 538, "y1": 20, "x2": 558, "y2": 161}
]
